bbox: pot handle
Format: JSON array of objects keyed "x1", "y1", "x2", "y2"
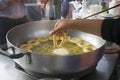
[{"x1": 0, "y1": 44, "x2": 25, "y2": 59}]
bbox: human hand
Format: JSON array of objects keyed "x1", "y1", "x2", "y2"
[{"x1": 49, "y1": 20, "x2": 77, "y2": 36}]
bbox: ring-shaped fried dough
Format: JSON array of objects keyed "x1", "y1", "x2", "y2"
[
  {"x1": 83, "y1": 41, "x2": 91, "y2": 46},
  {"x1": 91, "y1": 46, "x2": 96, "y2": 50},
  {"x1": 83, "y1": 46, "x2": 94, "y2": 52},
  {"x1": 48, "y1": 36, "x2": 53, "y2": 40},
  {"x1": 77, "y1": 41, "x2": 84, "y2": 47},
  {"x1": 20, "y1": 44, "x2": 33, "y2": 49},
  {"x1": 53, "y1": 35, "x2": 58, "y2": 48},
  {"x1": 69, "y1": 38, "x2": 81, "y2": 43},
  {"x1": 19, "y1": 35, "x2": 96, "y2": 54},
  {"x1": 48, "y1": 36, "x2": 60, "y2": 41},
  {"x1": 22, "y1": 48, "x2": 32, "y2": 52},
  {"x1": 19, "y1": 44, "x2": 32, "y2": 52},
  {"x1": 66, "y1": 36, "x2": 72, "y2": 41},
  {"x1": 27, "y1": 39, "x2": 40, "y2": 46},
  {"x1": 59, "y1": 35, "x2": 66, "y2": 47},
  {"x1": 55, "y1": 36, "x2": 60, "y2": 40},
  {"x1": 53, "y1": 32, "x2": 66, "y2": 48}
]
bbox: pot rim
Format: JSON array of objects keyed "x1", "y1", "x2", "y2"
[{"x1": 6, "y1": 21, "x2": 106, "y2": 57}]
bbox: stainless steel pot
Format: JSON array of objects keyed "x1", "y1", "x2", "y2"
[{"x1": 0, "y1": 20, "x2": 106, "y2": 78}]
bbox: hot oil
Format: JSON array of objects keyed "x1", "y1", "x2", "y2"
[{"x1": 32, "y1": 40, "x2": 84, "y2": 55}]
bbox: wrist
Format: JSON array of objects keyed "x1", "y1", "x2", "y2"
[{"x1": 72, "y1": 19, "x2": 82, "y2": 30}]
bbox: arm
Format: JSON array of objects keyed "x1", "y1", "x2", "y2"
[
  {"x1": 76, "y1": 19, "x2": 120, "y2": 45},
  {"x1": 73, "y1": 19, "x2": 102, "y2": 36},
  {"x1": 50, "y1": 19, "x2": 102, "y2": 36},
  {"x1": 50, "y1": 18, "x2": 120, "y2": 45}
]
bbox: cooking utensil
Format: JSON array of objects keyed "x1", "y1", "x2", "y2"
[
  {"x1": 0, "y1": 20, "x2": 106, "y2": 78},
  {"x1": 83, "y1": 3, "x2": 120, "y2": 19}
]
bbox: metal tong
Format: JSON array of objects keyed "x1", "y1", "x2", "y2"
[{"x1": 83, "y1": 4, "x2": 120, "y2": 19}]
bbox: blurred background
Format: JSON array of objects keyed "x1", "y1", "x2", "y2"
[{"x1": 25, "y1": 0, "x2": 118, "y2": 21}]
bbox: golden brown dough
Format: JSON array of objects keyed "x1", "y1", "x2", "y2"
[
  {"x1": 77, "y1": 41, "x2": 84, "y2": 47},
  {"x1": 27, "y1": 39, "x2": 40, "y2": 46},
  {"x1": 83, "y1": 45, "x2": 96, "y2": 52},
  {"x1": 48, "y1": 36, "x2": 53, "y2": 40},
  {"x1": 19, "y1": 35, "x2": 96, "y2": 55},
  {"x1": 53, "y1": 35, "x2": 58, "y2": 48},
  {"x1": 59, "y1": 32, "x2": 66, "y2": 47},
  {"x1": 66, "y1": 36, "x2": 72, "y2": 41},
  {"x1": 69, "y1": 38, "x2": 81, "y2": 43},
  {"x1": 19, "y1": 44, "x2": 32, "y2": 52},
  {"x1": 53, "y1": 32, "x2": 66, "y2": 48}
]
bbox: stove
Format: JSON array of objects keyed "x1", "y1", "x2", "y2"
[{"x1": 0, "y1": 53, "x2": 119, "y2": 80}]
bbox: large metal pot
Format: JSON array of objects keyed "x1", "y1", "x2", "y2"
[{"x1": 0, "y1": 20, "x2": 106, "y2": 78}]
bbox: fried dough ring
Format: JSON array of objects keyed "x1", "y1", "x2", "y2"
[
  {"x1": 83, "y1": 46, "x2": 95, "y2": 52},
  {"x1": 83, "y1": 41, "x2": 91, "y2": 46},
  {"x1": 53, "y1": 32, "x2": 66, "y2": 48},
  {"x1": 48, "y1": 36, "x2": 53, "y2": 40},
  {"x1": 27, "y1": 39, "x2": 40, "y2": 46},
  {"x1": 19, "y1": 44, "x2": 32, "y2": 52},
  {"x1": 59, "y1": 33, "x2": 66, "y2": 47},
  {"x1": 53, "y1": 35, "x2": 58, "y2": 48},
  {"x1": 69, "y1": 38, "x2": 81, "y2": 43},
  {"x1": 66, "y1": 36, "x2": 72, "y2": 41},
  {"x1": 48, "y1": 36, "x2": 60, "y2": 41},
  {"x1": 77, "y1": 41, "x2": 84, "y2": 47}
]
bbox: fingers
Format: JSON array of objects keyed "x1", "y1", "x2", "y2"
[
  {"x1": 49, "y1": 27, "x2": 60, "y2": 36},
  {"x1": 49, "y1": 20, "x2": 63, "y2": 36},
  {"x1": 49, "y1": 20, "x2": 69, "y2": 36},
  {"x1": 49, "y1": 30, "x2": 65, "y2": 36}
]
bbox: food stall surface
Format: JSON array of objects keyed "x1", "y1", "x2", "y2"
[{"x1": 0, "y1": 54, "x2": 119, "y2": 80}]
